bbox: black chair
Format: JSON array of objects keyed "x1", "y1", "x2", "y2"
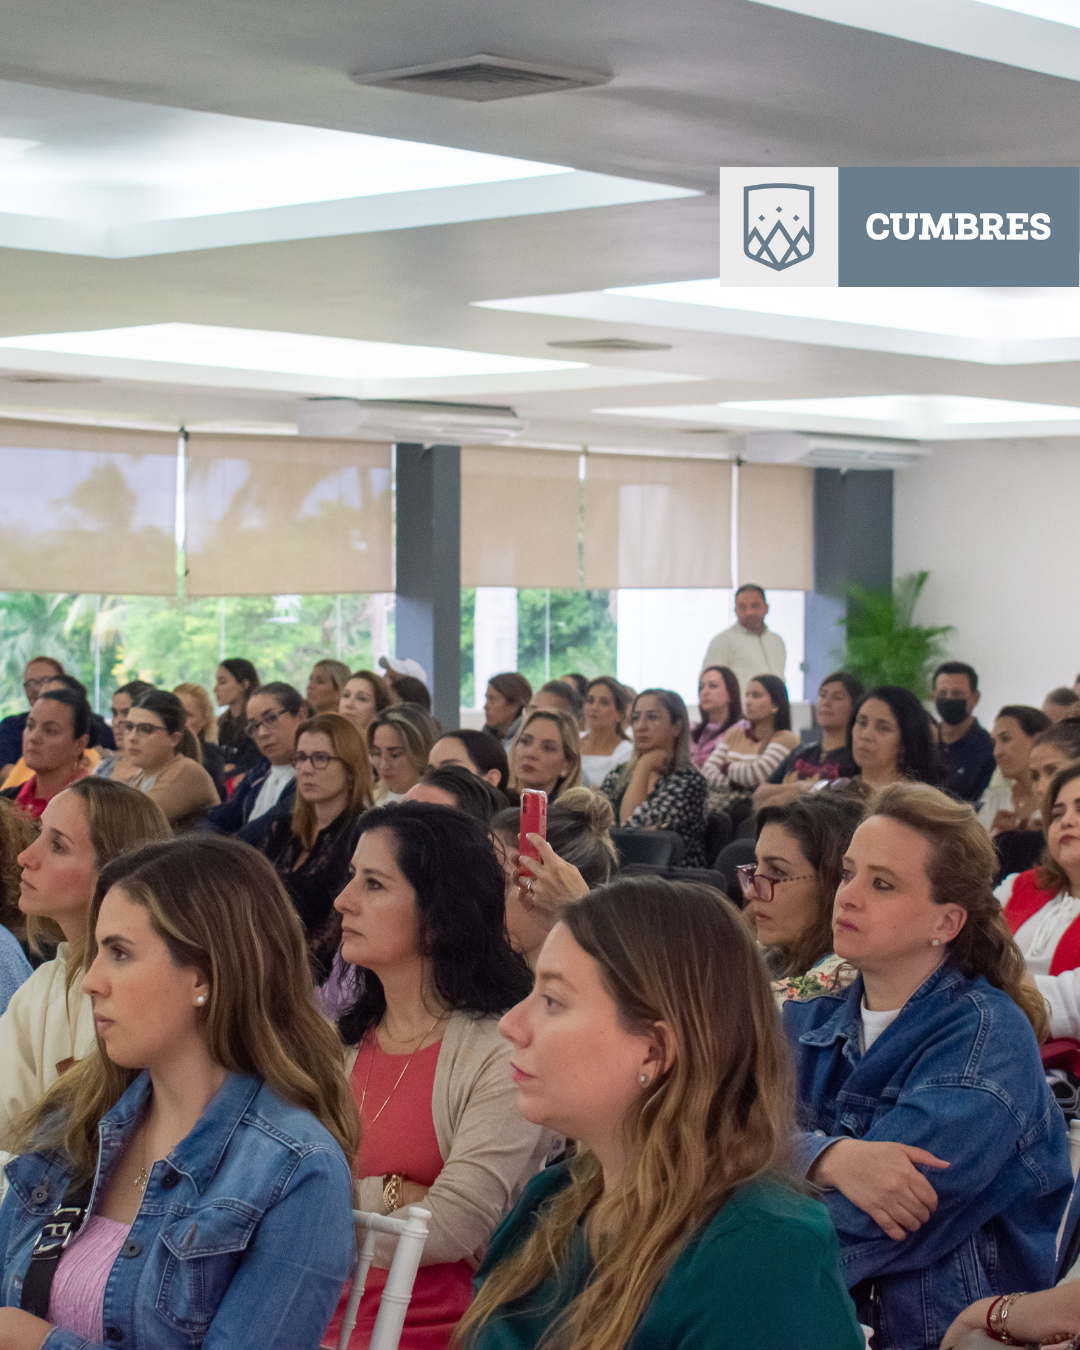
[
  {"x1": 703, "y1": 812, "x2": 734, "y2": 866},
  {"x1": 994, "y1": 829, "x2": 1044, "y2": 883},
  {"x1": 609, "y1": 827, "x2": 685, "y2": 869},
  {"x1": 620, "y1": 863, "x2": 732, "y2": 894},
  {"x1": 713, "y1": 839, "x2": 757, "y2": 900}
]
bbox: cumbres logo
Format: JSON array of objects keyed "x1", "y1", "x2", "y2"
[
  {"x1": 744, "y1": 183, "x2": 815, "y2": 271},
  {"x1": 865, "y1": 211, "x2": 1052, "y2": 242}
]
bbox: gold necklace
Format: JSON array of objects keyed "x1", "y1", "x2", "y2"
[
  {"x1": 358, "y1": 1014, "x2": 442, "y2": 1129},
  {"x1": 132, "y1": 1130, "x2": 150, "y2": 1192}
]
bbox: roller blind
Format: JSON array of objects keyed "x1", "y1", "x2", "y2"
[
  {"x1": 0, "y1": 420, "x2": 178, "y2": 594},
  {"x1": 185, "y1": 435, "x2": 392, "y2": 596},
  {"x1": 582, "y1": 454, "x2": 732, "y2": 588},
  {"x1": 461, "y1": 446, "x2": 580, "y2": 588},
  {"x1": 737, "y1": 463, "x2": 814, "y2": 590}
]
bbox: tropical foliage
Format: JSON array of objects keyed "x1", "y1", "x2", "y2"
[{"x1": 835, "y1": 570, "x2": 954, "y2": 697}]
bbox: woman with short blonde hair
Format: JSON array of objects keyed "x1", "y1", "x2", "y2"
[{"x1": 368, "y1": 704, "x2": 441, "y2": 802}]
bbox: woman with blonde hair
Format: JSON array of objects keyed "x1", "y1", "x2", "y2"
[
  {"x1": 508, "y1": 709, "x2": 582, "y2": 805},
  {"x1": 0, "y1": 834, "x2": 358, "y2": 1349},
  {"x1": 173, "y1": 681, "x2": 226, "y2": 800},
  {"x1": 368, "y1": 704, "x2": 441, "y2": 802},
  {"x1": 308, "y1": 658, "x2": 353, "y2": 714},
  {"x1": 339, "y1": 668, "x2": 397, "y2": 733},
  {"x1": 455, "y1": 876, "x2": 863, "y2": 1350},
  {"x1": 786, "y1": 782, "x2": 1071, "y2": 1350},
  {"x1": 0, "y1": 779, "x2": 171, "y2": 1155}
]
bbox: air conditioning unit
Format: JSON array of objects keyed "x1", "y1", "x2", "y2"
[
  {"x1": 742, "y1": 432, "x2": 930, "y2": 470},
  {"x1": 296, "y1": 398, "x2": 525, "y2": 443},
  {"x1": 350, "y1": 54, "x2": 611, "y2": 102}
]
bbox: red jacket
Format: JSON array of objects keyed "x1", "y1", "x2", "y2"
[{"x1": 1003, "y1": 868, "x2": 1080, "y2": 976}]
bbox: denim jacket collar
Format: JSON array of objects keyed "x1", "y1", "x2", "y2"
[
  {"x1": 797, "y1": 959, "x2": 965, "y2": 1064},
  {"x1": 99, "y1": 1069, "x2": 262, "y2": 1195}
]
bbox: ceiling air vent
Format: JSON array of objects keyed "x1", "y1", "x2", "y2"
[
  {"x1": 547, "y1": 338, "x2": 672, "y2": 352},
  {"x1": 743, "y1": 432, "x2": 930, "y2": 471},
  {"x1": 297, "y1": 398, "x2": 524, "y2": 443},
  {"x1": 350, "y1": 55, "x2": 611, "y2": 102}
]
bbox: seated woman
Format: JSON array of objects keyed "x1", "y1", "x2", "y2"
[
  {"x1": 689, "y1": 665, "x2": 741, "y2": 770},
  {"x1": 368, "y1": 704, "x2": 440, "y2": 803},
  {"x1": 338, "y1": 668, "x2": 397, "y2": 734},
  {"x1": 602, "y1": 690, "x2": 707, "y2": 868},
  {"x1": 213, "y1": 657, "x2": 262, "y2": 780},
  {"x1": 307, "y1": 658, "x2": 353, "y2": 714},
  {"x1": 754, "y1": 671, "x2": 863, "y2": 808},
  {"x1": 407, "y1": 766, "x2": 508, "y2": 821},
  {"x1": 0, "y1": 834, "x2": 358, "y2": 1350},
  {"x1": 738, "y1": 793, "x2": 865, "y2": 1002},
  {"x1": 203, "y1": 682, "x2": 306, "y2": 834},
  {"x1": 1, "y1": 780, "x2": 171, "y2": 1151},
  {"x1": 579, "y1": 677, "x2": 633, "y2": 789},
  {"x1": 428, "y1": 730, "x2": 510, "y2": 794},
  {"x1": 172, "y1": 682, "x2": 226, "y2": 801},
  {"x1": 0, "y1": 798, "x2": 36, "y2": 954},
  {"x1": 493, "y1": 787, "x2": 618, "y2": 968},
  {"x1": 125, "y1": 690, "x2": 220, "y2": 831},
  {"x1": 784, "y1": 782, "x2": 1071, "y2": 1350},
  {"x1": 1030, "y1": 718, "x2": 1080, "y2": 797},
  {"x1": 456, "y1": 875, "x2": 865, "y2": 1350},
  {"x1": 92, "y1": 682, "x2": 153, "y2": 784},
  {"x1": 531, "y1": 680, "x2": 583, "y2": 727},
  {"x1": 701, "y1": 674, "x2": 799, "y2": 820},
  {"x1": 324, "y1": 802, "x2": 545, "y2": 1350},
  {"x1": 8, "y1": 690, "x2": 93, "y2": 822},
  {"x1": 848, "y1": 684, "x2": 944, "y2": 791},
  {"x1": 975, "y1": 703, "x2": 1051, "y2": 834},
  {"x1": 483, "y1": 673, "x2": 533, "y2": 751},
  {"x1": 1043, "y1": 685, "x2": 1080, "y2": 724},
  {"x1": 239, "y1": 712, "x2": 374, "y2": 974},
  {"x1": 508, "y1": 709, "x2": 582, "y2": 806}
]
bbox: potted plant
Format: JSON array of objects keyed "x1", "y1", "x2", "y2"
[{"x1": 835, "y1": 571, "x2": 954, "y2": 698}]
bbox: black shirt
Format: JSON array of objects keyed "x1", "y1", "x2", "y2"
[
  {"x1": 938, "y1": 720, "x2": 996, "y2": 803},
  {"x1": 767, "y1": 740, "x2": 858, "y2": 785}
]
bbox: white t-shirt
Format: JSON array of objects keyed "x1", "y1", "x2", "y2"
[
  {"x1": 995, "y1": 872, "x2": 1080, "y2": 1037},
  {"x1": 859, "y1": 1001, "x2": 901, "y2": 1054},
  {"x1": 580, "y1": 738, "x2": 632, "y2": 789},
  {"x1": 249, "y1": 764, "x2": 295, "y2": 821}
]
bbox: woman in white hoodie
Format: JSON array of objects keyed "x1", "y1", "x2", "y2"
[{"x1": 0, "y1": 776, "x2": 170, "y2": 1144}]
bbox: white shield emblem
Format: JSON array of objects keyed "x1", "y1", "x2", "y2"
[{"x1": 744, "y1": 183, "x2": 814, "y2": 271}]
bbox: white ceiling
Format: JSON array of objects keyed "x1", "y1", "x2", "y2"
[{"x1": 0, "y1": 0, "x2": 1079, "y2": 454}]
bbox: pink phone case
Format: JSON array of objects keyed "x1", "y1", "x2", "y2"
[{"x1": 519, "y1": 789, "x2": 548, "y2": 861}]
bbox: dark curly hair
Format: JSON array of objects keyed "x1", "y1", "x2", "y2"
[{"x1": 338, "y1": 801, "x2": 533, "y2": 1046}]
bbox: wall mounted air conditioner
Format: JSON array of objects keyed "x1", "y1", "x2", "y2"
[
  {"x1": 296, "y1": 398, "x2": 525, "y2": 443},
  {"x1": 742, "y1": 432, "x2": 930, "y2": 470}
]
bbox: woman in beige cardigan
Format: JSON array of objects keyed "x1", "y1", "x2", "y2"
[
  {"x1": 125, "y1": 689, "x2": 221, "y2": 829},
  {"x1": 0, "y1": 778, "x2": 170, "y2": 1160},
  {"x1": 323, "y1": 800, "x2": 545, "y2": 1350}
]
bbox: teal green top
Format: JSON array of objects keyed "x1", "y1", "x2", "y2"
[{"x1": 466, "y1": 1162, "x2": 864, "y2": 1350}]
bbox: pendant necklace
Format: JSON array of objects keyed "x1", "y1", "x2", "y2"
[{"x1": 359, "y1": 1013, "x2": 443, "y2": 1128}]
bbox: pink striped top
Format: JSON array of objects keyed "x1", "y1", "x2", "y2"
[{"x1": 49, "y1": 1214, "x2": 131, "y2": 1342}]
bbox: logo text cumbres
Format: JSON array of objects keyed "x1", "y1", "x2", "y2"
[{"x1": 866, "y1": 212, "x2": 1051, "y2": 242}]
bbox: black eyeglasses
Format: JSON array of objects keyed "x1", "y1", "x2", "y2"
[
  {"x1": 294, "y1": 751, "x2": 340, "y2": 770},
  {"x1": 246, "y1": 710, "x2": 285, "y2": 736},
  {"x1": 124, "y1": 721, "x2": 167, "y2": 739},
  {"x1": 735, "y1": 864, "x2": 815, "y2": 904}
]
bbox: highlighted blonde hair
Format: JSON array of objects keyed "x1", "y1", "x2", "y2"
[
  {"x1": 173, "y1": 682, "x2": 218, "y2": 744},
  {"x1": 507, "y1": 708, "x2": 582, "y2": 802}
]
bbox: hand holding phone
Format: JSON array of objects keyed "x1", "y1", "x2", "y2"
[{"x1": 519, "y1": 789, "x2": 548, "y2": 861}]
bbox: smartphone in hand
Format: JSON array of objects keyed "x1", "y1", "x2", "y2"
[{"x1": 519, "y1": 789, "x2": 548, "y2": 861}]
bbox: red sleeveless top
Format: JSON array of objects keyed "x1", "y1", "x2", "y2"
[{"x1": 1003, "y1": 869, "x2": 1080, "y2": 975}]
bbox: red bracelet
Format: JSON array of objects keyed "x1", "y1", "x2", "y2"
[{"x1": 986, "y1": 1296, "x2": 1006, "y2": 1341}]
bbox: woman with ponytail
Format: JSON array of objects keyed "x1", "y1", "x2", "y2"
[
  {"x1": 456, "y1": 876, "x2": 862, "y2": 1350},
  {"x1": 125, "y1": 691, "x2": 220, "y2": 830},
  {"x1": 785, "y1": 782, "x2": 1071, "y2": 1350}
]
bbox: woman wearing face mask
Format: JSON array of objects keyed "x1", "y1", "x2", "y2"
[
  {"x1": 428, "y1": 731, "x2": 509, "y2": 794},
  {"x1": 213, "y1": 658, "x2": 262, "y2": 780},
  {"x1": 701, "y1": 675, "x2": 799, "y2": 820},
  {"x1": 508, "y1": 710, "x2": 582, "y2": 805},
  {"x1": 0, "y1": 779, "x2": 171, "y2": 1151},
  {"x1": 602, "y1": 691, "x2": 707, "y2": 868},
  {"x1": 483, "y1": 674, "x2": 533, "y2": 752},
  {"x1": 689, "y1": 666, "x2": 741, "y2": 771},
  {"x1": 738, "y1": 794, "x2": 865, "y2": 1003},
  {"x1": 368, "y1": 705, "x2": 440, "y2": 803},
  {"x1": 125, "y1": 691, "x2": 220, "y2": 831},
  {"x1": 975, "y1": 704, "x2": 1051, "y2": 835},
  {"x1": 785, "y1": 783, "x2": 1069, "y2": 1350},
  {"x1": 847, "y1": 685, "x2": 943, "y2": 792},
  {"x1": 0, "y1": 835, "x2": 358, "y2": 1350},
  {"x1": 455, "y1": 876, "x2": 864, "y2": 1350},
  {"x1": 202, "y1": 683, "x2": 306, "y2": 834},
  {"x1": 338, "y1": 669, "x2": 396, "y2": 734},
  {"x1": 578, "y1": 678, "x2": 633, "y2": 789},
  {"x1": 325, "y1": 802, "x2": 543, "y2": 1350}
]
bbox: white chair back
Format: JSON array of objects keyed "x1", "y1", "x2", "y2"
[{"x1": 337, "y1": 1205, "x2": 431, "y2": 1350}]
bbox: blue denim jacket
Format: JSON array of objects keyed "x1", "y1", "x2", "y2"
[
  {"x1": 0, "y1": 1071, "x2": 356, "y2": 1350},
  {"x1": 783, "y1": 962, "x2": 1072, "y2": 1350}
]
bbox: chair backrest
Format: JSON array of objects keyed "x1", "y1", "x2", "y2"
[
  {"x1": 338, "y1": 1205, "x2": 431, "y2": 1350},
  {"x1": 609, "y1": 827, "x2": 685, "y2": 869}
]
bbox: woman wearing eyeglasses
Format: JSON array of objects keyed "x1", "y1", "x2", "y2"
[
  {"x1": 201, "y1": 683, "x2": 306, "y2": 836},
  {"x1": 125, "y1": 691, "x2": 220, "y2": 831},
  {"x1": 240, "y1": 713, "x2": 375, "y2": 980},
  {"x1": 736, "y1": 794, "x2": 864, "y2": 1005}
]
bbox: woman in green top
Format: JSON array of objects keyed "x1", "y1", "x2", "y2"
[{"x1": 453, "y1": 876, "x2": 864, "y2": 1350}]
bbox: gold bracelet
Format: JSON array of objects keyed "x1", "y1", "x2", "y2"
[
  {"x1": 990, "y1": 1291, "x2": 1027, "y2": 1345},
  {"x1": 382, "y1": 1173, "x2": 404, "y2": 1214}
]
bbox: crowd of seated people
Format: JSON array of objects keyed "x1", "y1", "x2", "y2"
[{"x1": 6, "y1": 627, "x2": 1080, "y2": 1350}]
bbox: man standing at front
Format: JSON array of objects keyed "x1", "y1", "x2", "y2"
[{"x1": 702, "y1": 584, "x2": 787, "y2": 695}]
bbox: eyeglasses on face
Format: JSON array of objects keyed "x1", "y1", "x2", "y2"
[
  {"x1": 24, "y1": 678, "x2": 51, "y2": 692},
  {"x1": 294, "y1": 751, "x2": 340, "y2": 770},
  {"x1": 735, "y1": 864, "x2": 815, "y2": 904},
  {"x1": 122, "y1": 720, "x2": 168, "y2": 738},
  {"x1": 246, "y1": 710, "x2": 285, "y2": 736}
]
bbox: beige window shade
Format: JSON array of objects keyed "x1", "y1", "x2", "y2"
[
  {"x1": 583, "y1": 454, "x2": 732, "y2": 589},
  {"x1": 185, "y1": 435, "x2": 392, "y2": 596},
  {"x1": 737, "y1": 463, "x2": 814, "y2": 591},
  {"x1": 0, "y1": 420, "x2": 178, "y2": 594},
  {"x1": 461, "y1": 446, "x2": 580, "y2": 588}
]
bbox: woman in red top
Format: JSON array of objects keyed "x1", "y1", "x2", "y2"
[
  {"x1": 324, "y1": 801, "x2": 545, "y2": 1350},
  {"x1": 12, "y1": 689, "x2": 91, "y2": 821}
]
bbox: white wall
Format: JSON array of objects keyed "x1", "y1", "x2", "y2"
[{"x1": 893, "y1": 438, "x2": 1080, "y2": 723}]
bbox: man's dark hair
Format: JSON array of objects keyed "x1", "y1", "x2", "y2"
[
  {"x1": 43, "y1": 673, "x2": 88, "y2": 697},
  {"x1": 735, "y1": 583, "x2": 767, "y2": 602},
  {"x1": 390, "y1": 674, "x2": 431, "y2": 713},
  {"x1": 933, "y1": 661, "x2": 978, "y2": 693}
]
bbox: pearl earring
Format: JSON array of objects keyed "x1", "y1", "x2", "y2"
[
  {"x1": 930, "y1": 938, "x2": 940, "y2": 947},
  {"x1": 639, "y1": 1074, "x2": 649, "y2": 1086},
  {"x1": 196, "y1": 995, "x2": 207, "y2": 1006}
]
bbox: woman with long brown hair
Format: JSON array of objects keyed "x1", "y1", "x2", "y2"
[
  {"x1": 786, "y1": 782, "x2": 1071, "y2": 1350},
  {"x1": 455, "y1": 876, "x2": 863, "y2": 1350},
  {"x1": 0, "y1": 834, "x2": 358, "y2": 1349}
]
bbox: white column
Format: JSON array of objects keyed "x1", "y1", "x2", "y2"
[{"x1": 473, "y1": 588, "x2": 518, "y2": 709}]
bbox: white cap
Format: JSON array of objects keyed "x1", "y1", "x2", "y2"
[{"x1": 379, "y1": 656, "x2": 429, "y2": 686}]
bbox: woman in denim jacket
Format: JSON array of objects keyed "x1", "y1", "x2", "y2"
[
  {"x1": 783, "y1": 783, "x2": 1072, "y2": 1350},
  {"x1": 0, "y1": 834, "x2": 359, "y2": 1350}
]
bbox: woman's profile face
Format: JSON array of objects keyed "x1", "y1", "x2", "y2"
[
  {"x1": 851, "y1": 698, "x2": 902, "y2": 778},
  {"x1": 743, "y1": 680, "x2": 777, "y2": 724},
  {"x1": 1031, "y1": 742, "x2": 1068, "y2": 797},
  {"x1": 335, "y1": 829, "x2": 423, "y2": 974},
  {"x1": 214, "y1": 667, "x2": 245, "y2": 709},
  {"x1": 371, "y1": 724, "x2": 420, "y2": 795},
  {"x1": 512, "y1": 719, "x2": 570, "y2": 794},
  {"x1": 17, "y1": 790, "x2": 98, "y2": 927},
  {"x1": 1048, "y1": 776, "x2": 1080, "y2": 875},
  {"x1": 991, "y1": 716, "x2": 1035, "y2": 783},
  {"x1": 748, "y1": 824, "x2": 821, "y2": 950},
  {"x1": 499, "y1": 922, "x2": 659, "y2": 1141},
  {"x1": 175, "y1": 691, "x2": 207, "y2": 738},
  {"x1": 339, "y1": 677, "x2": 378, "y2": 731},
  {"x1": 697, "y1": 671, "x2": 730, "y2": 721},
  {"x1": 306, "y1": 665, "x2": 340, "y2": 713},
  {"x1": 485, "y1": 685, "x2": 519, "y2": 733}
]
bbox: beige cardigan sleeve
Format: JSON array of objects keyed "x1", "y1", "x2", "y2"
[
  {"x1": 136, "y1": 756, "x2": 219, "y2": 829},
  {"x1": 349, "y1": 1013, "x2": 551, "y2": 1268}
]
